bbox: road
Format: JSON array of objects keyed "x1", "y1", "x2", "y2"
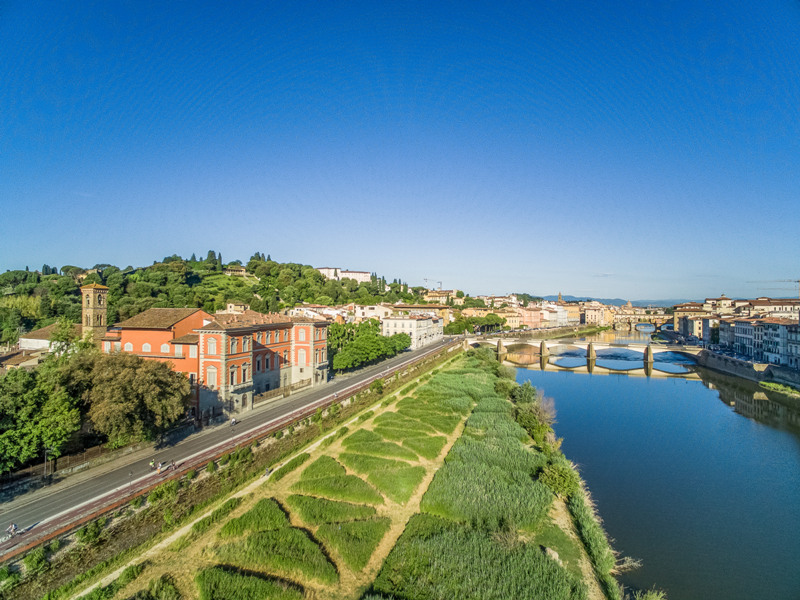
[{"x1": 0, "y1": 339, "x2": 455, "y2": 557}]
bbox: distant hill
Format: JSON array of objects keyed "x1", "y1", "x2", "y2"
[{"x1": 540, "y1": 295, "x2": 698, "y2": 307}]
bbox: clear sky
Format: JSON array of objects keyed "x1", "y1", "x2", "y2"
[{"x1": 2, "y1": 1, "x2": 799, "y2": 300}]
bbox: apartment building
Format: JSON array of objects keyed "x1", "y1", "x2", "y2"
[{"x1": 382, "y1": 315, "x2": 443, "y2": 349}]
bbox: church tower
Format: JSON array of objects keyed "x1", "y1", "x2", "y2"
[
  {"x1": 81, "y1": 283, "x2": 109, "y2": 342},
  {"x1": 558, "y1": 291, "x2": 563, "y2": 303}
]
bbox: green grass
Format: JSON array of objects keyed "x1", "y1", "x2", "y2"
[
  {"x1": 195, "y1": 567, "x2": 303, "y2": 600},
  {"x1": 284, "y1": 495, "x2": 377, "y2": 526},
  {"x1": 291, "y1": 475, "x2": 384, "y2": 505},
  {"x1": 300, "y1": 455, "x2": 346, "y2": 480},
  {"x1": 402, "y1": 435, "x2": 448, "y2": 460},
  {"x1": 373, "y1": 413, "x2": 439, "y2": 435},
  {"x1": 567, "y1": 491, "x2": 620, "y2": 599},
  {"x1": 343, "y1": 441, "x2": 418, "y2": 461},
  {"x1": 320, "y1": 427, "x2": 350, "y2": 448},
  {"x1": 192, "y1": 497, "x2": 243, "y2": 535},
  {"x1": 338, "y1": 452, "x2": 406, "y2": 473},
  {"x1": 219, "y1": 498, "x2": 289, "y2": 538},
  {"x1": 760, "y1": 381, "x2": 800, "y2": 396},
  {"x1": 367, "y1": 466, "x2": 427, "y2": 504},
  {"x1": 415, "y1": 413, "x2": 462, "y2": 434},
  {"x1": 315, "y1": 518, "x2": 391, "y2": 571},
  {"x1": 270, "y1": 453, "x2": 311, "y2": 482},
  {"x1": 371, "y1": 514, "x2": 587, "y2": 600},
  {"x1": 373, "y1": 426, "x2": 431, "y2": 441},
  {"x1": 356, "y1": 410, "x2": 374, "y2": 423},
  {"x1": 216, "y1": 529, "x2": 338, "y2": 585},
  {"x1": 341, "y1": 429, "x2": 384, "y2": 445},
  {"x1": 533, "y1": 518, "x2": 584, "y2": 579}
]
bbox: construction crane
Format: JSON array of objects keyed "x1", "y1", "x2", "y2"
[
  {"x1": 747, "y1": 279, "x2": 800, "y2": 299},
  {"x1": 423, "y1": 278, "x2": 443, "y2": 290}
]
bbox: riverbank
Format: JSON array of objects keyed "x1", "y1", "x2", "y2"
[{"x1": 696, "y1": 350, "x2": 800, "y2": 390}]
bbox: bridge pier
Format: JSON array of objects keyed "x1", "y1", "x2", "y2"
[
  {"x1": 497, "y1": 340, "x2": 507, "y2": 359},
  {"x1": 587, "y1": 358, "x2": 595, "y2": 374},
  {"x1": 540, "y1": 340, "x2": 549, "y2": 357},
  {"x1": 643, "y1": 345, "x2": 654, "y2": 363},
  {"x1": 587, "y1": 342, "x2": 596, "y2": 360}
]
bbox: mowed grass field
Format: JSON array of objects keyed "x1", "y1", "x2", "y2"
[
  {"x1": 103, "y1": 352, "x2": 475, "y2": 600},
  {"x1": 88, "y1": 350, "x2": 604, "y2": 600}
]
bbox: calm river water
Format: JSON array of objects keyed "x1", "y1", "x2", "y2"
[{"x1": 513, "y1": 350, "x2": 800, "y2": 600}]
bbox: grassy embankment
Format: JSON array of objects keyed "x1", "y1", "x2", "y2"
[
  {"x1": 759, "y1": 381, "x2": 800, "y2": 397},
  {"x1": 1, "y1": 347, "x2": 458, "y2": 600},
  {"x1": 65, "y1": 348, "x2": 625, "y2": 600}
]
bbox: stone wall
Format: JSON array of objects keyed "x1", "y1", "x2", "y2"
[{"x1": 697, "y1": 351, "x2": 800, "y2": 387}]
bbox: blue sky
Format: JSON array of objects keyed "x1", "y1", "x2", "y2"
[{"x1": 2, "y1": 1, "x2": 799, "y2": 300}]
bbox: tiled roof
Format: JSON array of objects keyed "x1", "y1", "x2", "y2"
[
  {"x1": 20, "y1": 322, "x2": 82, "y2": 341},
  {"x1": 170, "y1": 334, "x2": 199, "y2": 344},
  {"x1": 196, "y1": 310, "x2": 294, "y2": 331},
  {"x1": 2, "y1": 352, "x2": 43, "y2": 366},
  {"x1": 116, "y1": 308, "x2": 202, "y2": 329},
  {"x1": 80, "y1": 283, "x2": 109, "y2": 290}
]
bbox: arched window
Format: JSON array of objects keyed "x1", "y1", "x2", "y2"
[
  {"x1": 283, "y1": 350, "x2": 288, "y2": 365},
  {"x1": 299, "y1": 328, "x2": 306, "y2": 342},
  {"x1": 242, "y1": 365, "x2": 248, "y2": 381},
  {"x1": 124, "y1": 342, "x2": 133, "y2": 352},
  {"x1": 284, "y1": 330, "x2": 289, "y2": 342},
  {"x1": 206, "y1": 366, "x2": 217, "y2": 389},
  {"x1": 142, "y1": 343, "x2": 151, "y2": 352},
  {"x1": 229, "y1": 368, "x2": 237, "y2": 385},
  {"x1": 98, "y1": 295, "x2": 104, "y2": 306},
  {"x1": 161, "y1": 343, "x2": 170, "y2": 354},
  {"x1": 86, "y1": 294, "x2": 91, "y2": 306},
  {"x1": 231, "y1": 338, "x2": 238, "y2": 354},
  {"x1": 207, "y1": 337, "x2": 217, "y2": 354},
  {"x1": 243, "y1": 337, "x2": 248, "y2": 351},
  {"x1": 298, "y1": 349, "x2": 306, "y2": 365},
  {"x1": 256, "y1": 357, "x2": 261, "y2": 372}
]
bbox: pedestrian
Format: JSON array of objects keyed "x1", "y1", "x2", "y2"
[
  {"x1": 171, "y1": 460, "x2": 175, "y2": 471},
  {"x1": 156, "y1": 463, "x2": 161, "y2": 475},
  {"x1": 230, "y1": 417, "x2": 237, "y2": 427}
]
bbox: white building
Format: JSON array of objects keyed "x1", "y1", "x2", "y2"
[
  {"x1": 316, "y1": 268, "x2": 372, "y2": 284},
  {"x1": 381, "y1": 315, "x2": 443, "y2": 350},
  {"x1": 350, "y1": 303, "x2": 394, "y2": 322}
]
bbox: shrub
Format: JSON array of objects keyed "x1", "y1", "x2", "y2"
[
  {"x1": 316, "y1": 517, "x2": 391, "y2": 570},
  {"x1": 131, "y1": 496, "x2": 144, "y2": 509},
  {"x1": 370, "y1": 379, "x2": 384, "y2": 395},
  {"x1": 23, "y1": 547, "x2": 48, "y2": 575},
  {"x1": 75, "y1": 517, "x2": 107, "y2": 545},
  {"x1": 219, "y1": 453, "x2": 231, "y2": 466},
  {"x1": 494, "y1": 378, "x2": 518, "y2": 398},
  {"x1": 356, "y1": 410, "x2": 374, "y2": 423},
  {"x1": 219, "y1": 498, "x2": 289, "y2": 538},
  {"x1": 321, "y1": 427, "x2": 349, "y2": 448},
  {"x1": 285, "y1": 495, "x2": 377, "y2": 526},
  {"x1": 538, "y1": 464, "x2": 581, "y2": 498},
  {"x1": 186, "y1": 469, "x2": 197, "y2": 480},
  {"x1": 216, "y1": 528, "x2": 338, "y2": 585},
  {"x1": 271, "y1": 453, "x2": 311, "y2": 482},
  {"x1": 195, "y1": 566, "x2": 303, "y2": 600},
  {"x1": 117, "y1": 561, "x2": 147, "y2": 588},
  {"x1": 47, "y1": 539, "x2": 61, "y2": 554},
  {"x1": 567, "y1": 491, "x2": 619, "y2": 599}
]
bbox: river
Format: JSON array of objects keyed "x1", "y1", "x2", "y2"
[{"x1": 510, "y1": 346, "x2": 800, "y2": 600}]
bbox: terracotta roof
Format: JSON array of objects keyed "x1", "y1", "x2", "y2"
[
  {"x1": 196, "y1": 310, "x2": 293, "y2": 331},
  {"x1": 20, "y1": 322, "x2": 82, "y2": 341},
  {"x1": 3, "y1": 352, "x2": 43, "y2": 366},
  {"x1": 80, "y1": 283, "x2": 109, "y2": 290},
  {"x1": 116, "y1": 308, "x2": 202, "y2": 329},
  {"x1": 170, "y1": 334, "x2": 199, "y2": 344}
]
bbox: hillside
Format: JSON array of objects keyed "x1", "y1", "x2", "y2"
[{"x1": 0, "y1": 252, "x2": 424, "y2": 344}]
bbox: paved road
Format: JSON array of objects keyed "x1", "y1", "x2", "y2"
[{"x1": 0, "y1": 339, "x2": 455, "y2": 557}]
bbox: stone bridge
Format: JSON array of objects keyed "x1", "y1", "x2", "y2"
[
  {"x1": 470, "y1": 337, "x2": 701, "y2": 359},
  {"x1": 612, "y1": 313, "x2": 673, "y2": 330}
]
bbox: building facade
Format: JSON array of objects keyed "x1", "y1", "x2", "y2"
[{"x1": 382, "y1": 315, "x2": 443, "y2": 349}]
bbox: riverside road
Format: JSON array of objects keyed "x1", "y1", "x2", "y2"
[{"x1": 0, "y1": 339, "x2": 454, "y2": 557}]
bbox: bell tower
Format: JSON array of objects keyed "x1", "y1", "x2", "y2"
[{"x1": 81, "y1": 283, "x2": 109, "y2": 342}]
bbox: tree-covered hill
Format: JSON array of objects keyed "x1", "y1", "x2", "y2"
[{"x1": 0, "y1": 252, "x2": 426, "y2": 343}]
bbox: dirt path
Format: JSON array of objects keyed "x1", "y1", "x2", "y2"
[{"x1": 549, "y1": 499, "x2": 605, "y2": 600}]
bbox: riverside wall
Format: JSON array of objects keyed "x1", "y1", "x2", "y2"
[{"x1": 697, "y1": 351, "x2": 800, "y2": 388}]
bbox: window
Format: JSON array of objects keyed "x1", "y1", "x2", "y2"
[
  {"x1": 265, "y1": 355, "x2": 271, "y2": 370},
  {"x1": 103, "y1": 342, "x2": 110, "y2": 352},
  {"x1": 207, "y1": 366, "x2": 217, "y2": 389},
  {"x1": 299, "y1": 328, "x2": 306, "y2": 341},
  {"x1": 256, "y1": 357, "x2": 261, "y2": 372},
  {"x1": 299, "y1": 349, "x2": 306, "y2": 365},
  {"x1": 207, "y1": 338, "x2": 217, "y2": 354},
  {"x1": 266, "y1": 331, "x2": 272, "y2": 344},
  {"x1": 243, "y1": 337, "x2": 248, "y2": 351},
  {"x1": 231, "y1": 338, "x2": 238, "y2": 353},
  {"x1": 161, "y1": 343, "x2": 170, "y2": 354},
  {"x1": 175, "y1": 345, "x2": 183, "y2": 356},
  {"x1": 189, "y1": 373, "x2": 195, "y2": 385},
  {"x1": 190, "y1": 345, "x2": 197, "y2": 358},
  {"x1": 124, "y1": 342, "x2": 133, "y2": 352},
  {"x1": 283, "y1": 350, "x2": 288, "y2": 365},
  {"x1": 142, "y1": 343, "x2": 151, "y2": 353},
  {"x1": 114, "y1": 342, "x2": 121, "y2": 352},
  {"x1": 284, "y1": 330, "x2": 288, "y2": 341},
  {"x1": 230, "y1": 368, "x2": 237, "y2": 385},
  {"x1": 86, "y1": 294, "x2": 90, "y2": 306},
  {"x1": 242, "y1": 366, "x2": 248, "y2": 381}
]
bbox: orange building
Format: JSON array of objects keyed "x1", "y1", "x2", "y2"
[{"x1": 101, "y1": 306, "x2": 329, "y2": 417}]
